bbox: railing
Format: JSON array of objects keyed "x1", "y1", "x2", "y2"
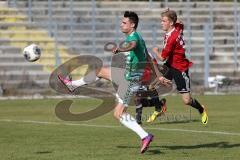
[
  {"x1": 204, "y1": 23, "x2": 210, "y2": 88},
  {"x1": 233, "y1": 0, "x2": 239, "y2": 70},
  {"x1": 4, "y1": 0, "x2": 240, "y2": 87}
]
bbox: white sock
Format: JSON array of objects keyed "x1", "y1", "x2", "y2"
[
  {"x1": 71, "y1": 77, "x2": 100, "y2": 87},
  {"x1": 120, "y1": 113, "x2": 148, "y2": 139}
]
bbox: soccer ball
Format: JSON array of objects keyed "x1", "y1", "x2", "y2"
[{"x1": 23, "y1": 44, "x2": 41, "y2": 62}]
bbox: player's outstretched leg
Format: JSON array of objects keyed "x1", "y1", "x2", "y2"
[
  {"x1": 58, "y1": 67, "x2": 111, "y2": 92},
  {"x1": 114, "y1": 103, "x2": 154, "y2": 154},
  {"x1": 191, "y1": 99, "x2": 208, "y2": 125},
  {"x1": 58, "y1": 73, "x2": 100, "y2": 92},
  {"x1": 182, "y1": 93, "x2": 208, "y2": 125},
  {"x1": 141, "y1": 133, "x2": 154, "y2": 154}
]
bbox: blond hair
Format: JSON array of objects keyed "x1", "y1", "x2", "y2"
[{"x1": 161, "y1": 8, "x2": 177, "y2": 25}]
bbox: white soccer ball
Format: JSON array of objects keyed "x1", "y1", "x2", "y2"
[{"x1": 23, "y1": 44, "x2": 41, "y2": 62}]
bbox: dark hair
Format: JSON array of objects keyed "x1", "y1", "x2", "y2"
[
  {"x1": 124, "y1": 11, "x2": 139, "y2": 29},
  {"x1": 161, "y1": 9, "x2": 177, "y2": 25}
]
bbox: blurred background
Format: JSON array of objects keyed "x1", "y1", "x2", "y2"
[{"x1": 0, "y1": 0, "x2": 239, "y2": 96}]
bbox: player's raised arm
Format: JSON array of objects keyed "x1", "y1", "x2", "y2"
[
  {"x1": 152, "y1": 47, "x2": 166, "y2": 61},
  {"x1": 112, "y1": 41, "x2": 136, "y2": 54},
  {"x1": 146, "y1": 53, "x2": 172, "y2": 88}
]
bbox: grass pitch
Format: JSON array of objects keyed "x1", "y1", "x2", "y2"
[{"x1": 0, "y1": 95, "x2": 240, "y2": 160}]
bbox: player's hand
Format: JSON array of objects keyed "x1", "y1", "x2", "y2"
[
  {"x1": 152, "y1": 47, "x2": 165, "y2": 61},
  {"x1": 149, "y1": 76, "x2": 172, "y2": 90},
  {"x1": 152, "y1": 47, "x2": 159, "y2": 54},
  {"x1": 112, "y1": 47, "x2": 119, "y2": 54},
  {"x1": 159, "y1": 76, "x2": 172, "y2": 87}
]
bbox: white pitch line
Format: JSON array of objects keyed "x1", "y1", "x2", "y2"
[{"x1": 1, "y1": 119, "x2": 240, "y2": 136}]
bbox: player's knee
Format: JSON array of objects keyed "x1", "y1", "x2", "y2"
[
  {"x1": 113, "y1": 111, "x2": 119, "y2": 119},
  {"x1": 182, "y1": 97, "x2": 191, "y2": 105},
  {"x1": 113, "y1": 110, "x2": 122, "y2": 120},
  {"x1": 114, "y1": 103, "x2": 126, "y2": 120}
]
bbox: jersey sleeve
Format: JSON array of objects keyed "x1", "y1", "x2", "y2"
[{"x1": 175, "y1": 22, "x2": 184, "y2": 31}]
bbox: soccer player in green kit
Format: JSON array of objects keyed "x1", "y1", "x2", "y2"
[
  {"x1": 58, "y1": 11, "x2": 172, "y2": 153},
  {"x1": 111, "y1": 11, "x2": 154, "y2": 154}
]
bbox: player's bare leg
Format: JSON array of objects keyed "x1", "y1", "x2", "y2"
[
  {"x1": 181, "y1": 92, "x2": 192, "y2": 105},
  {"x1": 58, "y1": 66, "x2": 111, "y2": 92},
  {"x1": 181, "y1": 92, "x2": 208, "y2": 124},
  {"x1": 97, "y1": 66, "x2": 111, "y2": 80}
]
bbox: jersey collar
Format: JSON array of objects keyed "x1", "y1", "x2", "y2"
[{"x1": 166, "y1": 27, "x2": 175, "y2": 36}]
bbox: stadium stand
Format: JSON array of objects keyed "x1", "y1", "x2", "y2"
[{"x1": 0, "y1": 0, "x2": 239, "y2": 95}]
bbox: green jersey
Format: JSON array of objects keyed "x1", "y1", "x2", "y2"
[{"x1": 124, "y1": 31, "x2": 147, "y2": 81}]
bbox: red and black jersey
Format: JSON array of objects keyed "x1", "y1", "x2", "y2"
[
  {"x1": 141, "y1": 51, "x2": 160, "y2": 83},
  {"x1": 141, "y1": 52, "x2": 155, "y2": 82},
  {"x1": 161, "y1": 23, "x2": 193, "y2": 72}
]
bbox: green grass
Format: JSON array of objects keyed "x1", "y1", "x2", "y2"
[{"x1": 0, "y1": 95, "x2": 240, "y2": 160}]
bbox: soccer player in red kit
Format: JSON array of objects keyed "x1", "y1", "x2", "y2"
[
  {"x1": 152, "y1": 8, "x2": 208, "y2": 125},
  {"x1": 135, "y1": 52, "x2": 168, "y2": 124}
]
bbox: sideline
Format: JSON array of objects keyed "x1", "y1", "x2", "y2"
[{"x1": 0, "y1": 119, "x2": 240, "y2": 136}]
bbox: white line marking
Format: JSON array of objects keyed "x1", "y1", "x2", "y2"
[{"x1": 1, "y1": 119, "x2": 240, "y2": 136}]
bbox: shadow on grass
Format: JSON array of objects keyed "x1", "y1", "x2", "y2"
[
  {"x1": 117, "y1": 145, "x2": 164, "y2": 155},
  {"x1": 147, "y1": 149, "x2": 164, "y2": 155},
  {"x1": 146, "y1": 119, "x2": 199, "y2": 125},
  {"x1": 35, "y1": 151, "x2": 53, "y2": 154},
  {"x1": 160, "y1": 141, "x2": 240, "y2": 150},
  {"x1": 117, "y1": 141, "x2": 240, "y2": 154}
]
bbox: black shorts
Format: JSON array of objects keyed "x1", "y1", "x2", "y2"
[
  {"x1": 134, "y1": 86, "x2": 159, "y2": 107},
  {"x1": 164, "y1": 66, "x2": 190, "y2": 93}
]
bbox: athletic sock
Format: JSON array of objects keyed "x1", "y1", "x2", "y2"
[
  {"x1": 135, "y1": 105, "x2": 143, "y2": 124},
  {"x1": 149, "y1": 97, "x2": 163, "y2": 112},
  {"x1": 71, "y1": 77, "x2": 100, "y2": 87},
  {"x1": 190, "y1": 98, "x2": 204, "y2": 113},
  {"x1": 120, "y1": 113, "x2": 148, "y2": 139},
  {"x1": 141, "y1": 98, "x2": 150, "y2": 107},
  {"x1": 71, "y1": 71, "x2": 100, "y2": 87}
]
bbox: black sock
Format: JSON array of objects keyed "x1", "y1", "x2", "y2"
[
  {"x1": 135, "y1": 107, "x2": 143, "y2": 124},
  {"x1": 149, "y1": 97, "x2": 163, "y2": 112},
  {"x1": 140, "y1": 98, "x2": 150, "y2": 107},
  {"x1": 191, "y1": 98, "x2": 204, "y2": 113}
]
